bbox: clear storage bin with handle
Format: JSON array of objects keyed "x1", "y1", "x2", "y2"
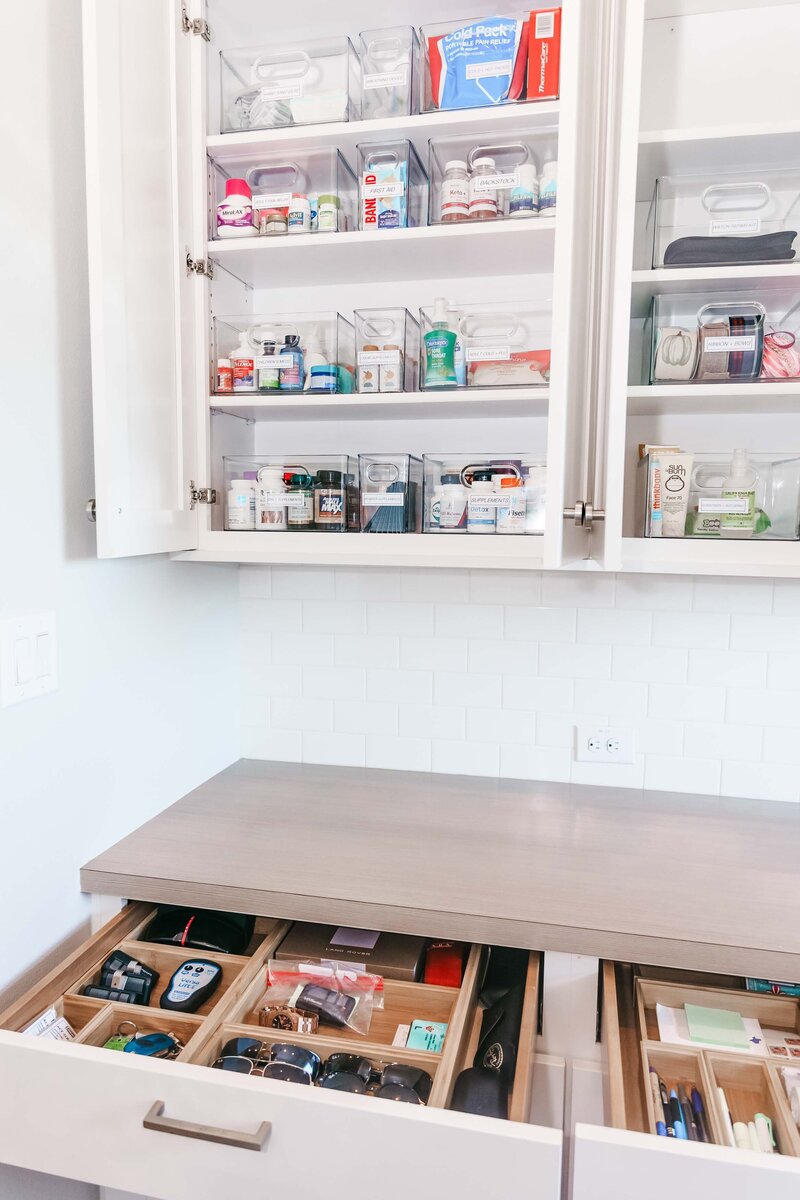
[
  {"x1": 219, "y1": 37, "x2": 362, "y2": 133},
  {"x1": 423, "y1": 455, "x2": 546, "y2": 534},
  {"x1": 358, "y1": 454, "x2": 423, "y2": 533},
  {"x1": 223, "y1": 456, "x2": 359, "y2": 533},
  {"x1": 419, "y1": 300, "x2": 551, "y2": 390},
  {"x1": 210, "y1": 151, "x2": 358, "y2": 238},
  {"x1": 428, "y1": 130, "x2": 557, "y2": 223},
  {"x1": 213, "y1": 312, "x2": 355, "y2": 396},
  {"x1": 354, "y1": 308, "x2": 421, "y2": 393},
  {"x1": 358, "y1": 26, "x2": 420, "y2": 119},
  {"x1": 357, "y1": 140, "x2": 428, "y2": 230},
  {"x1": 652, "y1": 169, "x2": 800, "y2": 269},
  {"x1": 637, "y1": 451, "x2": 800, "y2": 540}
]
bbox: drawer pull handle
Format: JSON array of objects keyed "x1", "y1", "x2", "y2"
[{"x1": 143, "y1": 1101, "x2": 270, "y2": 1151}]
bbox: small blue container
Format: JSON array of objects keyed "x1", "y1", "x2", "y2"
[{"x1": 307, "y1": 365, "x2": 338, "y2": 393}]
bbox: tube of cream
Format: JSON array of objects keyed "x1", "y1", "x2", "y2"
[
  {"x1": 649, "y1": 457, "x2": 663, "y2": 537},
  {"x1": 660, "y1": 453, "x2": 694, "y2": 537}
]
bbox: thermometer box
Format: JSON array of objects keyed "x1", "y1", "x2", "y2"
[{"x1": 527, "y1": 8, "x2": 561, "y2": 101}]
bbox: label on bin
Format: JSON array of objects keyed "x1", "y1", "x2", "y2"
[
  {"x1": 361, "y1": 180, "x2": 405, "y2": 199},
  {"x1": 261, "y1": 493, "x2": 290, "y2": 506},
  {"x1": 709, "y1": 217, "x2": 761, "y2": 236},
  {"x1": 465, "y1": 345, "x2": 511, "y2": 362},
  {"x1": 472, "y1": 172, "x2": 520, "y2": 192},
  {"x1": 255, "y1": 354, "x2": 296, "y2": 369},
  {"x1": 253, "y1": 192, "x2": 292, "y2": 210},
  {"x1": 466, "y1": 59, "x2": 512, "y2": 80},
  {"x1": 698, "y1": 498, "x2": 750, "y2": 514},
  {"x1": 363, "y1": 68, "x2": 408, "y2": 90},
  {"x1": 704, "y1": 335, "x2": 756, "y2": 353},
  {"x1": 362, "y1": 493, "x2": 405, "y2": 506},
  {"x1": 260, "y1": 82, "x2": 303, "y2": 101},
  {"x1": 358, "y1": 349, "x2": 401, "y2": 365}
]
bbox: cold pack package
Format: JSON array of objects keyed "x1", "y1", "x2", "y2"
[{"x1": 428, "y1": 16, "x2": 528, "y2": 110}]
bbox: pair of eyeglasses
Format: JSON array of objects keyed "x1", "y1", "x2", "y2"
[
  {"x1": 212, "y1": 1037, "x2": 321, "y2": 1084},
  {"x1": 320, "y1": 1053, "x2": 432, "y2": 1104}
]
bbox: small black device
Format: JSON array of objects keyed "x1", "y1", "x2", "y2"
[
  {"x1": 142, "y1": 906, "x2": 255, "y2": 956},
  {"x1": 292, "y1": 984, "x2": 357, "y2": 1029},
  {"x1": 82, "y1": 951, "x2": 159, "y2": 1006},
  {"x1": 160, "y1": 959, "x2": 222, "y2": 1013}
]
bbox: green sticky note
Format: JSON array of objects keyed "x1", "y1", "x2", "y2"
[{"x1": 684, "y1": 1004, "x2": 749, "y2": 1049}]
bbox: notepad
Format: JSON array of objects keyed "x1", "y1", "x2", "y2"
[
  {"x1": 655, "y1": 1004, "x2": 767, "y2": 1057},
  {"x1": 685, "y1": 1004, "x2": 749, "y2": 1049}
]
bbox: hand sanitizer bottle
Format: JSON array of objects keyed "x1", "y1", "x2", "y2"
[
  {"x1": 423, "y1": 298, "x2": 457, "y2": 388},
  {"x1": 720, "y1": 448, "x2": 757, "y2": 538}
]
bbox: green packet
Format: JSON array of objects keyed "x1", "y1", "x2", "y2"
[
  {"x1": 406, "y1": 1020, "x2": 448, "y2": 1053},
  {"x1": 747, "y1": 978, "x2": 800, "y2": 998}
]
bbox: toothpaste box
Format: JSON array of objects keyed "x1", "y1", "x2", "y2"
[{"x1": 527, "y1": 7, "x2": 561, "y2": 101}]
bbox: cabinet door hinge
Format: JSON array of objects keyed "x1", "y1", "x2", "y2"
[
  {"x1": 181, "y1": 5, "x2": 211, "y2": 40},
  {"x1": 186, "y1": 252, "x2": 213, "y2": 280},
  {"x1": 190, "y1": 482, "x2": 217, "y2": 509}
]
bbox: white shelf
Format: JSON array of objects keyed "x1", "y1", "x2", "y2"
[
  {"x1": 629, "y1": 264, "x2": 800, "y2": 318},
  {"x1": 208, "y1": 219, "x2": 556, "y2": 287},
  {"x1": 211, "y1": 387, "x2": 549, "y2": 421},
  {"x1": 176, "y1": 531, "x2": 543, "y2": 569},
  {"x1": 627, "y1": 382, "x2": 800, "y2": 417},
  {"x1": 621, "y1": 536, "x2": 800, "y2": 578},
  {"x1": 207, "y1": 102, "x2": 561, "y2": 164},
  {"x1": 635, "y1": 121, "x2": 800, "y2": 200}
]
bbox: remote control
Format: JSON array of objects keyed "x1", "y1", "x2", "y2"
[{"x1": 160, "y1": 959, "x2": 222, "y2": 1013}]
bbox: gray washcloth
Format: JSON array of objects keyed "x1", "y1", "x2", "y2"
[{"x1": 663, "y1": 230, "x2": 797, "y2": 267}]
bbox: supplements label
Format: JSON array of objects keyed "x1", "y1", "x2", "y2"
[
  {"x1": 472, "y1": 172, "x2": 520, "y2": 192},
  {"x1": 698, "y1": 498, "x2": 750, "y2": 514},
  {"x1": 704, "y1": 336, "x2": 756, "y2": 353},
  {"x1": 468, "y1": 494, "x2": 508, "y2": 508},
  {"x1": 362, "y1": 181, "x2": 405, "y2": 199},
  {"x1": 363, "y1": 68, "x2": 408, "y2": 89},
  {"x1": 466, "y1": 346, "x2": 511, "y2": 362},
  {"x1": 358, "y1": 349, "x2": 401, "y2": 365},
  {"x1": 709, "y1": 217, "x2": 761, "y2": 236},
  {"x1": 260, "y1": 82, "x2": 303, "y2": 101},
  {"x1": 252, "y1": 192, "x2": 292, "y2": 209},
  {"x1": 466, "y1": 58, "x2": 512, "y2": 80},
  {"x1": 362, "y1": 493, "x2": 405, "y2": 507}
]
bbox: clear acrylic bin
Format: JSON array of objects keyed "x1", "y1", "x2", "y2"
[
  {"x1": 358, "y1": 26, "x2": 420, "y2": 119},
  {"x1": 357, "y1": 140, "x2": 428, "y2": 230},
  {"x1": 428, "y1": 129, "x2": 557, "y2": 223},
  {"x1": 223, "y1": 455, "x2": 359, "y2": 532},
  {"x1": 219, "y1": 37, "x2": 362, "y2": 133},
  {"x1": 420, "y1": 9, "x2": 561, "y2": 112},
  {"x1": 354, "y1": 308, "x2": 421, "y2": 393},
  {"x1": 652, "y1": 169, "x2": 800, "y2": 269},
  {"x1": 358, "y1": 454, "x2": 423, "y2": 532},
  {"x1": 210, "y1": 150, "x2": 358, "y2": 238},
  {"x1": 638, "y1": 452, "x2": 800, "y2": 541},
  {"x1": 419, "y1": 299, "x2": 551, "y2": 389},
  {"x1": 213, "y1": 313, "x2": 355, "y2": 396},
  {"x1": 647, "y1": 291, "x2": 800, "y2": 385},
  {"x1": 423, "y1": 455, "x2": 546, "y2": 534}
]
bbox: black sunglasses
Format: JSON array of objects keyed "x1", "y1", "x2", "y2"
[
  {"x1": 320, "y1": 1054, "x2": 432, "y2": 1104},
  {"x1": 214, "y1": 1038, "x2": 321, "y2": 1082}
]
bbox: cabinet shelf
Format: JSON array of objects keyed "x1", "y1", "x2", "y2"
[
  {"x1": 630, "y1": 264, "x2": 800, "y2": 317},
  {"x1": 635, "y1": 121, "x2": 800, "y2": 199},
  {"x1": 208, "y1": 219, "x2": 556, "y2": 287},
  {"x1": 627, "y1": 382, "x2": 800, "y2": 416},
  {"x1": 207, "y1": 102, "x2": 561, "y2": 165},
  {"x1": 176, "y1": 531, "x2": 544, "y2": 569},
  {"x1": 210, "y1": 388, "x2": 549, "y2": 421},
  {"x1": 621, "y1": 536, "x2": 800, "y2": 577}
]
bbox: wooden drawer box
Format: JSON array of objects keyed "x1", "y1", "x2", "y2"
[{"x1": 0, "y1": 902, "x2": 559, "y2": 1200}]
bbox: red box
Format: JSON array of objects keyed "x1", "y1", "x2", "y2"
[{"x1": 527, "y1": 7, "x2": 561, "y2": 101}]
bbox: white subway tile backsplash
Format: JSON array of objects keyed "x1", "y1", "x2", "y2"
[
  {"x1": 239, "y1": 567, "x2": 800, "y2": 805},
  {"x1": 435, "y1": 603, "x2": 503, "y2": 640}
]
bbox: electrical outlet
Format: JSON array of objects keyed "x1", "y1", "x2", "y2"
[{"x1": 575, "y1": 725, "x2": 635, "y2": 765}]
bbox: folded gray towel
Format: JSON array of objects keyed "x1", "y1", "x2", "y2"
[{"x1": 663, "y1": 230, "x2": 797, "y2": 267}]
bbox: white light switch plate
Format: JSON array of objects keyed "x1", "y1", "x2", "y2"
[
  {"x1": 575, "y1": 724, "x2": 635, "y2": 764},
  {"x1": 0, "y1": 612, "x2": 58, "y2": 706}
]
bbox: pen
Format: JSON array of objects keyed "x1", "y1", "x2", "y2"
[
  {"x1": 649, "y1": 1068, "x2": 667, "y2": 1136},
  {"x1": 670, "y1": 1090, "x2": 688, "y2": 1139},
  {"x1": 691, "y1": 1087, "x2": 710, "y2": 1143},
  {"x1": 678, "y1": 1084, "x2": 697, "y2": 1141},
  {"x1": 718, "y1": 1086, "x2": 737, "y2": 1148},
  {"x1": 659, "y1": 1078, "x2": 676, "y2": 1136}
]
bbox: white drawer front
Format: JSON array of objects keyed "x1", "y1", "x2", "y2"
[
  {"x1": 573, "y1": 1123, "x2": 800, "y2": 1200},
  {"x1": 0, "y1": 1033, "x2": 561, "y2": 1200}
]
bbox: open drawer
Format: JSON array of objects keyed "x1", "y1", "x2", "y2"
[
  {"x1": 572, "y1": 962, "x2": 800, "y2": 1200},
  {"x1": 0, "y1": 901, "x2": 560, "y2": 1200}
]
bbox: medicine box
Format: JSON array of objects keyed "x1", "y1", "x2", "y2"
[
  {"x1": 427, "y1": 128, "x2": 557, "y2": 224},
  {"x1": 219, "y1": 36, "x2": 362, "y2": 134},
  {"x1": 358, "y1": 26, "x2": 421, "y2": 119},
  {"x1": 357, "y1": 139, "x2": 429, "y2": 231},
  {"x1": 354, "y1": 308, "x2": 421, "y2": 393},
  {"x1": 651, "y1": 168, "x2": 800, "y2": 270},
  {"x1": 223, "y1": 456, "x2": 359, "y2": 533},
  {"x1": 358, "y1": 454, "x2": 424, "y2": 534},
  {"x1": 419, "y1": 299, "x2": 551, "y2": 390},
  {"x1": 212, "y1": 312, "x2": 356, "y2": 396}
]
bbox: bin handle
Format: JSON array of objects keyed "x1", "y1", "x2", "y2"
[{"x1": 701, "y1": 181, "x2": 771, "y2": 213}]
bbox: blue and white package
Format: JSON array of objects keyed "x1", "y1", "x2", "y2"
[{"x1": 430, "y1": 16, "x2": 525, "y2": 110}]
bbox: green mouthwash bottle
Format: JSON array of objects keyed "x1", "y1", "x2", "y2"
[{"x1": 423, "y1": 297, "x2": 457, "y2": 388}]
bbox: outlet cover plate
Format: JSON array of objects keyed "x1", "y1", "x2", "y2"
[{"x1": 575, "y1": 724, "x2": 635, "y2": 765}]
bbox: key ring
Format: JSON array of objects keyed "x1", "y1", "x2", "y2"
[{"x1": 118, "y1": 1020, "x2": 138, "y2": 1038}]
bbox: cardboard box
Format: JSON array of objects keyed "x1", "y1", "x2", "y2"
[
  {"x1": 276, "y1": 923, "x2": 429, "y2": 982},
  {"x1": 527, "y1": 8, "x2": 561, "y2": 101}
]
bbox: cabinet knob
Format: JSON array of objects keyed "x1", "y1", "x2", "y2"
[{"x1": 85, "y1": 499, "x2": 97, "y2": 523}]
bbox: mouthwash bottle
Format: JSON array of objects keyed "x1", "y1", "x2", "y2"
[{"x1": 423, "y1": 297, "x2": 457, "y2": 388}]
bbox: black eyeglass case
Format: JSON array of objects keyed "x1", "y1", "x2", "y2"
[{"x1": 141, "y1": 906, "x2": 255, "y2": 956}]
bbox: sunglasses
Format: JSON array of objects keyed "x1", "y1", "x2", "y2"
[
  {"x1": 319, "y1": 1054, "x2": 433, "y2": 1104},
  {"x1": 213, "y1": 1038, "x2": 321, "y2": 1082}
]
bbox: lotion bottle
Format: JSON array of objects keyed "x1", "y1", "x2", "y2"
[{"x1": 423, "y1": 297, "x2": 457, "y2": 388}]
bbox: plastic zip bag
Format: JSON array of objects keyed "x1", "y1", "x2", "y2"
[{"x1": 263, "y1": 958, "x2": 384, "y2": 1036}]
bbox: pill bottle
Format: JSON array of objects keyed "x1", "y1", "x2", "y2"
[
  {"x1": 286, "y1": 473, "x2": 315, "y2": 531},
  {"x1": 318, "y1": 194, "x2": 341, "y2": 232},
  {"x1": 345, "y1": 473, "x2": 361, "y2": 531},
  {"x1": 429, "y1": 483, "x2": 443, "y2": 528},
  {"x1": 468, "y1": 157, "x2": 498, "y2": 221},
  {"x1": 256, "y1": 341, "x2": 280, "y2": 392},
  {"x1": 287, "y1": 193, "x2": 311, "y2": 234},
  {"x1": 216, "y1": 178, "x2": 254, "y2": 238},
  {"x1": 314, "y1": 470, "x2": 345, "y2": 530},
  {"x1": 380, "y1": 344, "x2": 403, "y2": 392},
  {"x1": 308, "y1": 365, "x2": 338, "y2": 393},
  {"x1": 440, "y1": 160, "x2": 469, "y2": 222},
  {"x1": 255, "y1": 467, "x2": 286, "y2": 532},
  {"x1": 231, "y1": 330, "x2": 255, "y2": 393},
  {"x1": 509, "y1": 163, "x2": 539, "y2": 218},
  {"x1": 496, "y1": 476, "x2": 527, "y2": 533},
  {"x1": 358, "y1": 343, "x2": 381, "y2": 393},
  {"x1": 438, "y1": 472, "x2": 467, "y2": 532},
  {"x1": 216, "y1": 357, "x2": 232, "y2": 393},
  {"x1": 226, "y1": 479, "x2": 255, "y2": 530},
  {"x1": 279, "y1": 335, "x2": 304, "y2": 392},
  {"x1": 523, "y1": 464, "x2": 547, "y2": 533},
  {"x1": 260, "y1": 208, "x2": 287, "y2": 236},
  {"x1": 539, "y1": 161, "x2": 557, "y2": 215},
  {"x1": 309, "y1": 193, "x2": 319, "y2": 232},
  {"x1": 466, "y1": 469, "x2": 496, "y2": 533}
]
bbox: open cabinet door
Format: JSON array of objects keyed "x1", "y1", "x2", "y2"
[{"x1": 83, "y1": 0, "x2": 200, "y2": 557}]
